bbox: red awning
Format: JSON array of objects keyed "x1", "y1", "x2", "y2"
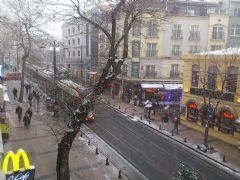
[{"x1": 145, "y1": 89, "x2": 155, "y2": 93}]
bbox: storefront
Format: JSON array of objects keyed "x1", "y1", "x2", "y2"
[
  {"x1": 219, "y1": 110, "x2": 235, "y2": 134},
  {"x1": 187, "y1": 102, "x2": 198, "y2": 123}
]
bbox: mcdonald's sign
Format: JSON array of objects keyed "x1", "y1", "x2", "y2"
[{"x1": 2, "y1": 149, "x2": 35, "y2": 180}]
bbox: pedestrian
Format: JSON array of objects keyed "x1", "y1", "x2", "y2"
[
  {"x1": 24, "y1": 84, "x2": 29, "y2": 95},
  {"x1": 28, "y1": 93, "x2": 33, "y2": 107},
  {"x1": 152, "y1": 101, "x2": 156, "y2": 115},
  {"x1": 13, "y1": 88, "x2": 18, "y2": 100},
  {"x1": 133, "y1": 94, "x2": 137, "y2": 107},
  {"x1": 171, "y1": 115, "x2": 179, "y2": 135},
  {"x1": 162, "y1": 113, "x2": 169, "y2": 130},
  {"x1": 28, "y1": 84, "x2": 32, "y2": 92},
  {"x1": 15, "y1": 104, "x2": 23, "y2": 122},
  {"x1": 36, "y1": 92, "x2": 40, "y2": 106},
  {"x1": 23, "y1": 108, "x2": 33, "y2": 127},
  {"x1": 147, "y1": 108, "x2": 151, "y2": 119}
]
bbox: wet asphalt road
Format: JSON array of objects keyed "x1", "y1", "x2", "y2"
[{"x1": 87, "y1": 102, "x2": 240, "y2": 180}]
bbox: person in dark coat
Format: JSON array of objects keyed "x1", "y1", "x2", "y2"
[
  {"x1": 152, "y1": 101, "x2": 156, "y2": 115},
  {"x1": 28, "y1": 93, "x2": 33, "y2": 107},
  {"x1": 24, "y1": 84, "x2": 29, "y2": 94},
  {"x1": 36, "y1": 92, "x2": 40, "y2": 107},
  {"x1": 13, "y1": 88, "x2": 18, "y2": 100},
  {"x1": 15, "y1": 104, "x2": 23, "y2": 122},
  {"x1": 23, "y1": 108, "x2": 33, "y2": 126},
  {"x1": 162, "y1": 113, "x2": 169, "y2": 130},
  {"x1": 171, "y1": 115, "x2": 179, "y2": 135}
]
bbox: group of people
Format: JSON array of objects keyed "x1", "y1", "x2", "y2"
[{"x1": 13, "y1": 82, "x2": 42, "y2": 128}]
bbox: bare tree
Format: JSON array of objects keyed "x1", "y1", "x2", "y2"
[
  {"x1": 38, "y1": 0, "x2": 166, "y2": 179},
  {"x1": 0, "y1": 0, "x2": 47, "y2": 102},
  {"x1": 196, "y1": 49, "x2": 239, "y2": 148}
]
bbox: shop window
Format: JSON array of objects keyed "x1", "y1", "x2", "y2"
[
  {"x1": 187, "y1": 102, "x2": 198, "y2": 122},
  {"x1": 191, "y1": 64, "x2": 200, "y2": 87},
  {"x1": 131, "y1": 62, "x2": 139, "y2": 78},
  {"x1": 207, "y1": 66, "x2": 217, "y2": 90},
  {"x1": 226, "y1": 66, "x2": 238, "y2": 93},
  {"x1": 219, "y1": 110, "x2": 235, "y2": 134}
]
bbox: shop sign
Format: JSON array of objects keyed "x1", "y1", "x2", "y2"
[
  {"x1": 188, "y1": 103, "x2": 197, "y2": 109},
  {"x1": 146, "y1": 89, "x2": 155, "y2": 93},
  {"x1": 2, "y1": 149, "x2": 35, "y2": 180},
  {"x1": 223, "y1": 112, "x2": 233, "y2": 119}
]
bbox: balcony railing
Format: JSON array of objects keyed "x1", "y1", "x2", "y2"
[
  {"x1": 145, "y1": 72, "x2": 157, "y2": 78},
  {"x1": 188, "y1": 31, "x2": 200, "y2": 41},
  {"x1": 170, "y1": 71, "x2": 180, "y2": 79},
  {"x1": 189, "y1": 87, "x2": 234, "y2": 102},
  {"x1": 146, "y1": 50, "x2": 157, "y2": 57},
  {"x1": 171, "y1": 30, "x2": 183, "y2": 40}
]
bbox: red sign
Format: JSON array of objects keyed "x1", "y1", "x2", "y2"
[
  {"x1": 146, "y1": 89, "x2": 155, "y2": 93},
  {"x1": 223, "y1": 112, "x2": 233, "y2": 119},
  {"x1": 188, "y1": 103, "x2": 197, "y2": 109}
]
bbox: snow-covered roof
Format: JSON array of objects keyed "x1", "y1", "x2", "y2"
[{"x1": 198, "y1": 48, "x2": 240, "y2": 56}]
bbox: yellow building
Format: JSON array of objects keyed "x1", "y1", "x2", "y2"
[{"x1": 181, "y1": 48, "x2": 240, "y2": 146}]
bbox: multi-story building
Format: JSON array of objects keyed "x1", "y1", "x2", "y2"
[
  {"x1": 181, "y1": 49, "x2": 240, "y2": 146},
  {"x1": 62, "y1": 19, "x2": 92, "y2": 83},
  {"x1": 227, "y1": 0, "x2": 240, "y2": 47}
]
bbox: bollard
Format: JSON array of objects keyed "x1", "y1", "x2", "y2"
[
  {"x1": 95, "y1": 147, "x2": 99, "y2": 155},
  {"x1": 88, "y1": 140, "x2": 90, "y2": 145},
  {"x1": 132, "y1": 112, "x2": 134, "y2": 116},
  {"x1": 119, "y1": 105, "x2": 121, "y2": 109},
  {"x1": 140, "y1": 116, "x2": 142, "y2": 120},
  {"x1": 80, "y1": 132, "x2": 83, "y2": 137},
  {"x1": 171, "y1": 131, "x2": 174, "y2": 136},
  {"x1": 118, "y1": 170, "x2": 122, "y2": 179},
  {"x1": 184, "y1": 138, "x2": 187, "y2": 143},
  {"x1": 223, "y1": 155, "x2": 226, "y2": 162},
  {"x1": 106, "y1": 157, "x2": 110, "y2": 165}
]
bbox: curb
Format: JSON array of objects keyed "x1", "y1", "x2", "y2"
[{"x1": 99, "y1": 98, "x2": 240, "y2": 177}]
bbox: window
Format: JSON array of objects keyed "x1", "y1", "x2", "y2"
[
  {"x1": 131, "y1": 62, "x2": 139, "y2": 78},
  {"x1": 207, "y1": 8, "x2": 216, "y2": 14},
  {"x1": 208, "y1": 66, "x2": 217, "y2": 90},
  {"x1": 211, "y1": 45, "x2": 222, "y2": 51},
  {"x1": 122, "y1": 64, "x2": 127, "y2": 76},
  {"x1": 68, "y1": 28, "x2": 70, "y2": 34},
  {"x1": 148, "y1": 21, "x2": 158, "y2": 37},
  {"x1": 68, "y1": 51, "x2": 70, "y2": 57},
  {"x1": 172, "y1": 24, "x2": 182, "y2": 39},
  {"x1": 234, "y1": 8, "x2": 240, "y2": 16},
  {"x1": 78, "y1": 24, "x2": 80, "y2": 31},
  {"x1": 226, "y1": 66, "x2": 238, "y2": 93},
  {"x1": 170, "y1": 64, "x2": 180, "y2": 78},
  {"x1": 146, "y1": 43, "x2": 157, "y2": 57},
  {"x1": 189, "y1": 46, "x2": 198, "y2": 54},
  {"x1": 78, "y1": 38, "x2": 80, "y2": 44},
  {"x1": 172, "y1": 45, "x2": 181, "y2": 56},
  {"x1": 189, "y1": 25, "x2": 199, "y2": 40},
  {"x1": 72, "y1": 51, "x2": 75, "y2": 57},
  {"x1": 132, "y1": 41, "x2": 140, "y2": 57},
  {"x1": 145, "y1": 65, "x2": 156, "y2": 78},
  {"x1": 187, "y1": 8, "x2": 196, "y2": 16},
  {"x1": 191, "y1": 64, "x2": 199, "y2": 87},
  {"x1": 78, "y1": 50, "x2": 80, "y2": 56},
  {"x1": 212, "y1": 26, "x2": 223, "y2": 40},
  {"x1": 72, "y1": 27, "x2": 75, "y2": 33},
  {"x1": 231, "y1": 24, "x2": 240, "y2": 37},
  {"x1": 72, "y1": 39, "x2": 75, "y2": 45},
  {"x1": 132, "y1": 20, "x2": 141, "y2": 36},
  {"x1": 68, "y1": 40, "x2": 70, "y2": 45}
]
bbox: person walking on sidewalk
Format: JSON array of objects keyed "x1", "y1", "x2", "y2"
[
  {"x1": 23, "y1": 108, "x2": 33, "y2": 127},
  {"x1": 28, "y1": 93, "x2": 33, "y2": 107},
  {"x1": 13, "y1": 88, "x2": 18, "y2": 100},
  {"x1": 24, "y1": 83, "x2": 29, "y2": 95},
  {"x1": 15, "y1": 104, "x2": 23, "y2": 122},
  {"x1": 152, "y1": 101, "x2": 156, "y2": 115},
  {"x1": 162, "y1": 113, "x2": 169, "y2": 130},
  {"x1": 171, "y1": 115, "x2": 179, "y2": 135}
]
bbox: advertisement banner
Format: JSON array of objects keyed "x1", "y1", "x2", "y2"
[{"x1": 2, "y1": 149, "x2": 35, "y2": 180}]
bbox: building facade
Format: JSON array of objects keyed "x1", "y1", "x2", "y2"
[
  {"x1": 62, "y1": 19, "x2": 92, "y2": 83},
  {"x1": 181, "y1": 49, "x2": 240, "y2": 146}
]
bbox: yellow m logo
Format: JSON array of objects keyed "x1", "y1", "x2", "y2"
[{"x1": 2, "y1": 149, "x2": 31, "y2": 174}]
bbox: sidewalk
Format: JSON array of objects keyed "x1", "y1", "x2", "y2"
[
  {"x1": 3, "y1": 81, "x2": 126, "y2": 180},
  {"x1": 99, "y1": 94, "x2": 240, "y2": 174}
]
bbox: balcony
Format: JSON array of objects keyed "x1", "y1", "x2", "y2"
[
  {"x1": 188, "y1": 31, "x2": 200, "y2": 41},
  {"x1": 170, "y1": 71, "x2": 180, "y2": 79},
  {"x1": 145, "y1": 72, "x2": 157, "y2": 78},
  {"x1": 211, "y1": 32, "x2": 225, "y2": 41},
  {"x1": 189, "y1": 87, "x2": 234, "y2": 102},
  {"x1": 171, "y1": 30, "x2": 183, "y2": 40},
  {"x1": 146, "y1": 50, "x2": 157, "y2": 57}
]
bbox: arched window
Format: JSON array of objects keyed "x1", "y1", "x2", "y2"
[
  {"x1": 208, "y1": 66, "x2": 217, "y2": 90},
  {"x1": 191, "y1": 64, "x2": 200, "y2": 87},
  {"x1": 226, "y1": 66, "x2": 238, "y2": 93}
]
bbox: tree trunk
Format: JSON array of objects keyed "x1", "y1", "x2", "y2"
[
  {"x1": 204, "y1": 121, "x2": 209, "y2": 147},
  {"x1": 18, "y1": 56, "x2": 26, "y2": 102}
]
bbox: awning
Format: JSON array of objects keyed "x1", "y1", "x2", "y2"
[
  {"x1": 141, "y1": 83, "x2": 164, "y2": 89},
  {"x1": 163, "y1": 84, "x2": 182, "y2": 90}
]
